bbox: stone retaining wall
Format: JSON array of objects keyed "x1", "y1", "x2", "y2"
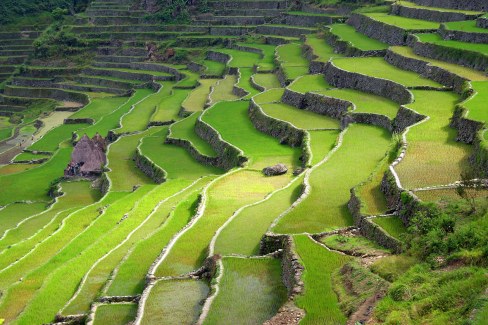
[
  {"x1": 4, "y1": 86, "x2": 90, "y2": 105},
  {"x1": 347, "y1": 14, "x2": 409, "y2": 46},
  {"x1": 392, "y1": 105, "x2": 427, "y2": 133},
  {"x1": 385, "y1": 48, "x2": 467, "y2": 93},
  {"x1": 477, "y1": 16, "x2": 488, "y2": 29},
  {"x1": 85, "y1": 67, "x2": 153, "y2": 82},
  {"x1": 256, "y1": 25, "x2": 314, "y2": 38},
  {"x1": 248, "y1": 99, "x2": 305, "y2": 148},
  {"x1": 408, "y1": 34, "x2": 488, "y2": 72},
  {"x1": 209, "y1": 0, "x2": 287, "y2": 9},
  {"x1": 439, "y1": 24, "x2": 488, "y2": 44},
  {"x1": 349, "y1": 113, "x2": 392, "y2": 132},
  {"x1": 195, "y1": 114, "x2": 247, "y2": 170},
  {"x1": 281, "y1": 88, "x2": 351, "y2": 120},
  {"x1": 284, "y1": 13, "x2": 337, "y2": 28},
  {"x1": 322, "y1": 61, "x2": 413, "y2": 104},
  {"x1": 12, "y1": 78, "x2": 54, "y2": 88},
  {"x1": 265, "y1": 36, "x2": 291, "y2": 46},
  {"x1": 165, "y1": 136, "x2": 225, "y2": 170},
  {"x1": 206, "y1": 51, "x2": 231, "y2": 65},
  {"x1": 410, "y1": 0, "x2": 487, "y2": 11},
  {"x1": 391, "y1": 3, "x2": 480, "y2": 22},
  {"x1": 64, "y1": 118, "x2": 94, "y2": 125},
  {"x1": 260, "y1": 234, "x2": 304, "y2": 298},
  {"x1": 209, "y1": 26, "x2": 254, "y2": 36},
  {"x1": 134, "y1": 147, "x2": 166, "y2": 184}
]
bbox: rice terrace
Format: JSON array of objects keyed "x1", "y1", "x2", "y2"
[{"x1": 0, "y1": 0, "x2": 488, "y2": 323}]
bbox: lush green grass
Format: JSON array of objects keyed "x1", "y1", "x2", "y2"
[
  {"x1": 106, "y1": 185, "x2": 206, "y2": 296},
  {"x1": 0, "y1": 190, "x2": 138, "y2": 322},
  {"x1": 169, "y1": 113, "x2": 218, "y2": 157},
  {"x1": 370, "y1": 255, "x2": 417, "y2": 282},
  {"x1": 329, "y1": 23, "x2": 388, "y2": 51},
  {"x1": 181, "y1": 79, "x2": 218, "y2": 113},
  {"x1": 203, "y1": 100, "x2": 301, "y2": 169},
  {"x1": 202, "y1": 59, "x2": 226, "y2": 76},
  {"x1": 399, "y1": 1, "x2": 484, "y2": 14},
  {"x1": 321, "y1": 233, "x2": 390, "y2": 255},
  {"x1": 0, "y1": 164, "x2": 38, "y2": 175},
  {"x1": 413, "y1": 188, "x2": 488, "y2": 202},
  {"x1": 155, "y1": 170, "x2": 291, "y2": 276},
  {"x1": 151, "y1": 88, "x2": 190, "y2": 122},
  {"x1": 237, "y1": 67, "x2": 260, "y2": 98},
  {"x1": 252, "y1": 73, "x2": 281, "y2": 90},
  {"x1": 216, "y1": 48, "x2": 262, "y2": 67},
  {"x1": 274, "y1": 124, "x2": 391, "y2": 233},
  {"x1": 61, "y1": 180, "x2": 197, "y2": 315},
  {"x1": 107, "y1": 130, "x2": 156, "y2": 191},
  {"x1": 236, "y1": 42, "x2": 276, "y2": 71},
  {"x1": 444, "y1": 20, "x2": 488, "y2": 33},
  {"x1": 373, "y1": 216, "x2": 407, "y2": 240},
  {"x1": 12, "y1": 152, "x2": 50, "y2": 162},
  {"x1": 463, "y1": 81, "x2": 488, "y2": 130},
  {"x1": 308, "y1": 130, "x2": 340, "y2": 165},
  {"x1": 142, "y1": 279, "x2": 208, "y2": 324},
  {"x1": 395, "y1": 90, "x2": 470, "y2": 189},
  {"x1": 389, "y1": 46, "x2": 488, "y2": 81},
  {"x1": 288, "y1": 74, "x2": 331, "y2": 94},
  {"x1": 177, "y1": 70, "x2": 200, "y2": 88},
  {"x1": 374, "y1": 265, "x2": 488, "y2": 324},
  {"x1": 260, "y1": 102, "x2": 339, "y2": 130},
  {"x1": 333, "y1": 57, "x2": 443, "y2": 88},
  {"x1": 253, "y1": 89, "x2": 285, "y2": 105},
  {"x1": 141, "y1": 128, "x2": 223, "y2": 180},
  {"x1": 0, "y1": 180, "x2": 101, "y2": 261},
  {"x1": 204, "y1": 257, "x2": 287, "y2": 324},
  {"x1": 209, "y1": 74, "x2": 240, "y2": 103},
  {"x1": 215, "y1": 176, "x2": 303, "y2": 256},
  {"x1": 69, "y1": 96, "x2": 127, "y2": 122},
  {"x1": 294, "y1": 235, "x2": 350, "y2": 325},
  {"x1": 317, "y1": 88, "x2": 400, "y2": 119},
  {"x1": 0, "y1": 147, "x2": 71, "y2": 205},
  {"x1": 357, "y1": 160, "x2": 389, "y2": 215},
  {"x1": 28, "y1": 123, "x2": 88, "y2": 152},
  {"x1": 276, "y1": 43, "x2": 309, "y2": 80},
  {"x1": 81, "y1": 89, "x2": 151, "y2": 138},
  {"x1": 365, "y1": 13, "x2": 440, "y2": 30},
  {"x1": 304, "y1": 34, "x2": 340, "y2": 62},
  {"x1": 0, "y1": 202, "x2": 46, "y2": 236},
  {"x1": 118, "y1": 86, "x2": 167, "y2": 133},
  {"x1": 93, "y1": 303, "x2": 138, "y2": 325},
  {"x1": 416, "y1": 33, "x2": 488, "y2": 55}
]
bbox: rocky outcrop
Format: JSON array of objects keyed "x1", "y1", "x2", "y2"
[
  {"x1": 263, "y1": 163, "x2": 288, "y2": 176},
  {"x1": 391, "y1": 3, "x2": 481, "y2": 22},
  {"x1": 408, "y1": 34, "x2": 488, "y2": 72},
  {"x1": 439, "y1": 24, "x2": 488, "y2": 44},
  {"x1": 410, "y1": 0, "x2": 487, "y2": 11},
  {"x1": 385, "y1": 48, "x2": 467, "y2": 94},
  {"x1": 322, "y1": 61, "x2": 413, "y2": 105}
]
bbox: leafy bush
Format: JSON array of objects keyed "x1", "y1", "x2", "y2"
[{"x1": 0, "y1": 0, "x2": 90, "y2": 25}]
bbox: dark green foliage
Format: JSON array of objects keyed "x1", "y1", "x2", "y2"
[
  {"x1": 406, "y1": 202, "x2": 488, "y2": 266},
  {"x1": 0, "y1": 0, "x2": 90, "y2": 25},
  {"x1": 33, "y1": 20, "x2": 92, "y2": 59},
  {"x1": 148, "y1": 0, "x2": 190, "y2": 24},
  {"x1": 375, "y1": 265, "x2": 488, "y2": 324}
]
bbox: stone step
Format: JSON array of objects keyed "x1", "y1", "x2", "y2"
[
  {"x1": 208, "y1": 0, "x2": 287, "y2": 10},
  {"x1": 0, "y1": 104, "x2": 27, "y2": 112},
  {"x1": 0, "y1": 39, "x2": 36, "y2": 46},
  {"x1": 54, "y1": 82, "x2": 128, "y2": 95},
  {"x1": 80, "y1": 31, "x2": 204, "y2": 41},
  {"x1": 214, "y1": 8, "x2": 284, "y2": 16},
  {"x1": 0, "y1": 66, "x2": 16, "y2": 74},
  {"x1": 94, "y1": 55, "x2": 147, "y2": 64},
  {"x1": 75, "y1": 75, "x2": 142, "y2": 89},
  {"x1": 0, "y1": 49, "x2": 33, "y2": 56},
  {"x1": 194, "y1": 15, "x2": 268, "y2": 25},
  {"x1": 0, "y1": 56, "x2": 28, "y2": 65}
]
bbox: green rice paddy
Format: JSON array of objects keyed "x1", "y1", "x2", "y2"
[{"x1": 329, "y1": 23, "x2": 388, "y2": 51}]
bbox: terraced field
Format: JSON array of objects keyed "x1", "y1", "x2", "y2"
[{"x1": 0, "y1": 0, "x2": 487, "y2": 324}]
